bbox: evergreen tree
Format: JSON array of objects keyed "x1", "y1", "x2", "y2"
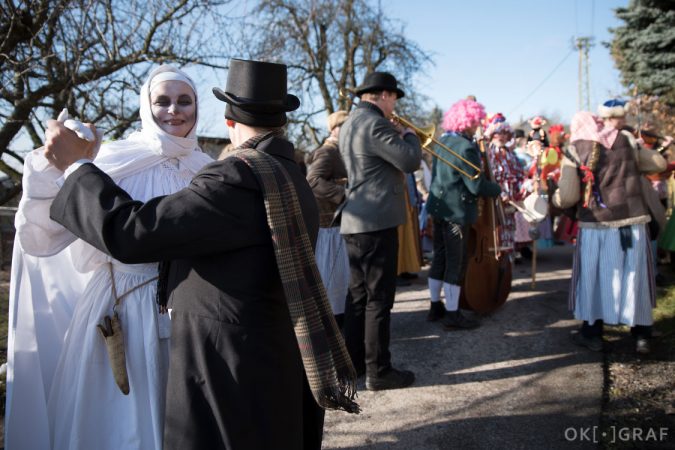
[{"x1": 610, "y1": 0, "x2": 675, "y2": 106}]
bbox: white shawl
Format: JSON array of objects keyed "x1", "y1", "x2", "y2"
[{"x1": 16, "y1": 65, "x2": 213, "y2": 256}]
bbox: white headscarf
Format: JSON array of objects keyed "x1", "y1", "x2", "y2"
[{"x1": 93, "y1": 65, "x2": 212, "y2": 180}]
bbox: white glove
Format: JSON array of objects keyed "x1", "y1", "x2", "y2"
[
  {"x1": 55, "y1": 108, "x2": 102, "y2": 160},
  {"x1": 57, "y1": 109, "x2": 95, "y2": 141}
]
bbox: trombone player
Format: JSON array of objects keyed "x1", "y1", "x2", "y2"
[
  {"x1": 425, "y1": 98, "x2": 501, "y2": 329},
  {"x1": 339, "y1": 71, "x2": 421, "y2": 391}
]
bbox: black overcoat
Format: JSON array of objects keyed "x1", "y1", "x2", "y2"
[{"x1": 50, "y1": 137, "x2": 324, "y2": 450}]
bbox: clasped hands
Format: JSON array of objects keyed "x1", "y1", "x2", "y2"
[{"x1": 44, "y1": 118, "x2": 100, "y2": 172}]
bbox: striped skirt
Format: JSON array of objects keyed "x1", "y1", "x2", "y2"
[
  {"x1": 569, "y1": 224, "x2": 655, "y2": 326},
  {"x1": 315, "y1": 226, "x2": 350, "y2": 316}
]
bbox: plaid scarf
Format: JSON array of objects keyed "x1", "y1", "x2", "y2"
[{"x1": 232, "y1": 132, "x2": 359, "y2": 413}]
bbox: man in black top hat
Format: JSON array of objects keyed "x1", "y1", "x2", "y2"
[
  {"x1": 41, "y1": 58, "x2": 347, "y2": 449},
  {"x1": 339, "y1": 71, "x2": 421, "y2": 390}
]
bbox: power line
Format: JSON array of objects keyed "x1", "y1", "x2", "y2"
[{"x1": 507, "y1": 49, "x2": 574, "y2": 117}]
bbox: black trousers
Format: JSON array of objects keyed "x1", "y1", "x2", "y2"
[
  {"x1": 343, "y1": 227, "x2": 398, "y2": 377},
  {"x1": 428, "y1": 218, "x2": 470, "y2": 285}
]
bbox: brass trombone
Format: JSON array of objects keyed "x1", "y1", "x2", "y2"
[
  {"x1": 337, "y1": 88, "x2": 481, "y2": 180},
  {"x1": 392, "y1": 113, "x2": 482, "y2": 180}
]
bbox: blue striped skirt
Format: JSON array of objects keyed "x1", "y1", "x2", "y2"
[
  {"x1": 569, "y1": 224, "x2": 655, "y2": 326},
  {"x1": 315, "y1": 226, "x2": 350, "y2": 315}
]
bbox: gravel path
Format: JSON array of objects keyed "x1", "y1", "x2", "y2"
[{"x1": 323, "y1": 245, "x2": 603, "y2": 449}]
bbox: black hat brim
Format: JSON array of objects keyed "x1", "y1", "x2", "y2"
[
  {"x1": 355, "y1": 85, "x2": 405, "y2": 99},
  {"x1": 212, "y1": 87, "x2": 300, "y2": 112}
]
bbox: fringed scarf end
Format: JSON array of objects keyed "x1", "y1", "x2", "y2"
[{"x1": 319, "y1": 382, "x2": 361, "y2": 414}]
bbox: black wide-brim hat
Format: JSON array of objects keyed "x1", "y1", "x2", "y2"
[
  {"x1": 213, "y1": 58, "x2": 300, "y2": 127},
  {"x1": 354, "y1": 71, "x2": 405, "y2": 99}
]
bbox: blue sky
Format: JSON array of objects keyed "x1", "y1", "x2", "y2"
[
  {"x1": 6, "y1": 0, "x2": 629, "y2": 156},
  {"x1": 384, "y1": 0, "x2": 628, "y2": 125},
  {"x1": 194, "y1": 0, "x2": 628, "y2": 138}
]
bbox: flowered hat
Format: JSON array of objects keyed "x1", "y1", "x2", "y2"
[
  {"x1": 528, "y1": 116, "x2": 547, "y2": 129},
  {"x1": 485, "y1": 112, "x2": 512, "y2": 137}
]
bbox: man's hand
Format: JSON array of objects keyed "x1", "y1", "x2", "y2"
[
  {"x1": 390, "y1": 118, "x2": 405, "y2": 134},
  {"x1": 44, "y1": 120, "x2": 99, "y2": 171}
]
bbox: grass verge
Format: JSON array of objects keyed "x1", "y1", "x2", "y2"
[{"x1": 599, "y1": 284, "x2": 675, "y2": 449}]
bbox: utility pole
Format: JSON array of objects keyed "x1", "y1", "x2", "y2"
[{"x1": 575, "y1": 37, "x2": 594, "y2": 111}]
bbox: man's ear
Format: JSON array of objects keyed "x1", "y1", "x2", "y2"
[{"x1": 226, "y1": 119, "x2": 235, "y2": 128}]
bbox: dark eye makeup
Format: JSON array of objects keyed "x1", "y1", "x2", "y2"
[{"x1": 152, "y1": 94, "x2": 194, "y2": 106}]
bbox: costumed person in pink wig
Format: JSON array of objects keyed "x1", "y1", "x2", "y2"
[
  {"x1": 553, "y1": 104, "x2": 666, "y2": 354},
  {"x1": 425, "y1": 99, "x2": 501, "y2": 329}
]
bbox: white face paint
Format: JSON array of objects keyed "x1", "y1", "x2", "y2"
[{"x1": 150, "y1": 80, "x2": 197, "y2": 137}]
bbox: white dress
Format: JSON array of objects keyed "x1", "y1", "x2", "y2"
[
  {"x1": 9, "y1": 149, "x2": 211, "y2": 450},
  {"x1": 4, "y1": 65, "x2": 212, "y2": 450},
  {"x1": 4, "y1": 244, "x2": 91, "y2": 450},
  {"x1": 315, "y1": 227, "x2": 350, "y2": 315}
]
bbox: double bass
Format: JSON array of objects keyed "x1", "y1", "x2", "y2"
[{"x1": 459, "y1": 131, "x2": 512, "y2": 314}]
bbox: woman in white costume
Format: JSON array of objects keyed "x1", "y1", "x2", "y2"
[{"x1": 4, "y1": 65, "x2": 212, "y2": 450}]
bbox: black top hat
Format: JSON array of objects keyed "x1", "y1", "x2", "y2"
[
  {"x1": 354, "y1": 71, "x2": 405, "y2": 99},
  {"x1": 213, "y1": 59, "x2": 300, "y2": 127}
]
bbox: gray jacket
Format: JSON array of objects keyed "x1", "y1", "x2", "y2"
[{"x1": 338, "y1": 101, "x2": 422, "y2": 234}]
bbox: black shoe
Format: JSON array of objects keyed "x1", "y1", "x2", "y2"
[
  {"x1": 636, "y1": 337, "x2": 651, "y2": 355},
  {"x1": 655, "y1": 274, "x2": 668, "y2": 287},
  {"x1": 399, "y1": 272, "x2": 419, "y2": 280},
  {"x1": 366, "y1": 368, "x2": 415, "y2": 391},
  {"x1": 441, "y1": 310, "x2": 480, "y2": 330},
  {"x1": 570, "y1": 329, "x2": 603, "y2": 352},
  {"x1": 427, "y1": 302, "x2": 446, "y2": 322}
]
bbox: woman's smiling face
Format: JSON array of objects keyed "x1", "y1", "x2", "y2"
[{"x1": 150, "y1": 80, "x2": 196, "y2": 137}]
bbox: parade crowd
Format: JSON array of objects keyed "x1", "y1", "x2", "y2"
[{"x1": 4, "y1": 59, "x2": 674, "y2": 450}]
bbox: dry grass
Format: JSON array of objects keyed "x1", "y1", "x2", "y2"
[{"x1": 599, "y1": 275, "x2": 675, "y2": 449}]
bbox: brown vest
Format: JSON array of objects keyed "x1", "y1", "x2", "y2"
[
  {"x1": 575, "y1": 132, "x2": 647, "y2": 223},
  {"x1": 307, "y1": 140, "x2": 348, "y2": 227}
]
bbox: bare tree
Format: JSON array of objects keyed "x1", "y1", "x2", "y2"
[
  {"x1": 244, "y1": 0, "x2": 433, "y2": 150},
  {"x1": 0, "y1": 0, "x2": 234, "y2": 192}
]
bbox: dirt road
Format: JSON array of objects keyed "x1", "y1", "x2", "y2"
[{"x1": 323, "y1": 246, "x2": 603, "y2": 449}]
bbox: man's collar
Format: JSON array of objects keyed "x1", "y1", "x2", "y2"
[
  {"x1": 357, "y1": 100, "x2": 384, "y2": 117},
  {"x1": 255, "y1": 135, "x2": 296, "y2": 162}
]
